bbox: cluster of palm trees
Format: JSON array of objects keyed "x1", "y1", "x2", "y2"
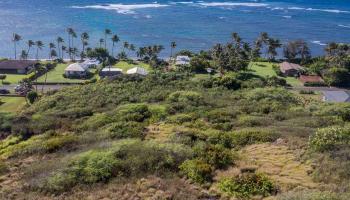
[{"x1": 11, "y1": 28, "x2": 142, "y2": 61}]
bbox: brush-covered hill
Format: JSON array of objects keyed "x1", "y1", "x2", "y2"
[{"x1": 0, "y1": 72, "x2": 350, "y2": 199}]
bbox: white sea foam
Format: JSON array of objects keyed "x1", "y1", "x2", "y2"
[
  {"x1": 72, "y1": 3, "x2": 169, "y2": 14},
  {"x1": 288, "y1": 6, "x2": 349, "y2": 14},
  {"x1": 338, "y1": 24, "x2": 350, "y2": 28},
  {"x1": 197, "y1": 2, "x2": 268, "y2": 7},
  {"x1": 312, "y1": 41, "x2": 327, "y2": 46},
  {"x1": 282, "y1": 15, "x2": 292, "y2": 19}
]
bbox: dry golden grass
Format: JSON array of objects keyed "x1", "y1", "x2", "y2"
[{"x1": 213, "y1": 142, "x2": 319, "y2": 196}]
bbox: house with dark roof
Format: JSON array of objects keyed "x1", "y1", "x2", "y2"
[
  {"x1": 279, "y1": 62, "x2": 303, "y2": 76},
  {"x1": 299, "y1": 75, "x2": 324, "y2": 86},
  {"x1": 0, "y1": 60, "x2": 36, "y2": 74},
  {"x1": 322, "y1": 91, "x2": 350, "y2": 103}
]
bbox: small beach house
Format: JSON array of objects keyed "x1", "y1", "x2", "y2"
[
  {"x1": 0, "y1": 60, "x2": 36, "y2": 74},
  {"x1": 279, "y1": 62, "x2": 303, "y2": 76},
  {"x1": 322, "y1": 91, "x2": 350, "y2": 103},
  {"x1": 127, "y1": 67, "x2": 148, "y2": 76},
  {"x1": 64, "y1": 63, "x2": 87, "y2": 78},
  {"x1": 99, "y1": 68, "x2": 123, "y2": 78},
  {"x1": 175, "y1": 56, "x2": 191, "y2": 65}
]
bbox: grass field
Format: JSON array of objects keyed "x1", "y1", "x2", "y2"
[
  {"x1": 0, "y1": 97, "x2": 26, "y2": 113},
  {"x1": 249, "y1": 62, "x2": 302, "y2": 87},
  {"x1": 0, "y1": 73, "x2": 34, "y2": 86},
  {"x1": 113, "y1": 61, "x2": 152, "y2": 72},
  {"x1": 36, "y1": 63, "x2": 89, "y2": 83}
]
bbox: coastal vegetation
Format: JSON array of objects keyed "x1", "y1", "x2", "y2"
[{"x1": 0, "y1": 30, "x2": 349, "y2": 199}]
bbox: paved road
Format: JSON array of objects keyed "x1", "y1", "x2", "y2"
[
  {"x1": 288, "y1": 86, "x2": 350, "y2": 92},
  {"x1": 1, "y1": 84, "x2": 75, "y2": 93}
]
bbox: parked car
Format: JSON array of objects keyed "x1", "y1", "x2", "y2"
[{"x1": 0, "y1": 89, "x2": 10, "y2": 94}]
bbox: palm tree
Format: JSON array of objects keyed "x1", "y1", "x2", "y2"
[
  {"x1": 129, "y1": 44, "x2": 136, "y2": 57},
  {"x1": 123, "y1": 41, "x2": 129, "y2": 54},
  {"x1": 26, "y1": 40, "x2": 35, "y2": 59},
  {"x1": 111, "y1": 34, "x2": 120, "y2": 57},
  {"x1": 56, "y1": 37, "x2": 64, "y2": 59},
  {"x1": 20, "y1": 50, "x2": 28, "y2": 60},
  {"x1": 61, "y1": 45, "x2": 67, "y2": 60},
  {"x1": 231, "y1": 32, "x2": 242, "y2": 47},
  {"x1": 99, "y1": 38, "x2": 105, "y2": 48},
  {"x1": 104, "y1": 29, "x2": 112, "y2": 50},
  {"x1": 267, "y1": 38, "x2": 282, "y2": 60},
  {"x1": 12, "y1": 33, "x2": 22, "y2": 59},
  {"x1": 67, "y1": 28, "x2": 76, "y2": 59},
  {"x1": 49, "y1": 43, "x2": 56, "y2": 60},
  {"x1": 81, "y1": 32, "x2": 89, "y2": 54},
  {"x1": 170, "y1": 41, "x2": 176, "y2": 60},
  {"x1": 35, "y1": 41, "x2": 44, "y2": 60}
]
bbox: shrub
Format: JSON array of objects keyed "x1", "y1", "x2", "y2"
[
  {"x1": 167, "y1": 113, "x2": 195, "y2": 124},
  {"x1": 114, "y1": 104, "x2": 151, "y2": 122},
  {"x1": 106, "y1": 121, "x2": 145, "y2": 139},
  {"x1": 193, "y1": 144, "x2": 235, "y2": 168},
  {"x1": 167, "y1": 91, "x2": 204, "y2": 106},
  {"x1": 213, "y1": 73, "x2": 241, "y2": 90},
  {"x1": 179, "y1": 159, "x2": 213, "y2": 184},
  {"x1": 218, "y1": 173, "x2": 277, "y2": 199},
  {"x1": 26, "y1": 91, "x2": 39, "y2": 104},
  {"x1": 42, "y1": 140, "x2": 193, "y2": 193},
  {"x1": 309, "y1": 126, "x2": 350, "y2": 152},
  {"x1": 231, "y1": 129, "x2": 280, "y2": 147},
  {"x1": 237, "y1": 115, "x2": 271, "y2": 127}
]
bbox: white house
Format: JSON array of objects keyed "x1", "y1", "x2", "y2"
[
  {"x1": 175, "y1": 56, "x2": 191, "y2": 65},
  {"x1": 99, "y1": 68, "x2": 123, "y2": 78},
  {"x1": 64, "y1": 63, "x2": 87, "y2": 78},
  {"x1": 82, "y1": 59, "x2": 101, "y2": 69},
  {"x1": 127, "y1": 67, "x2": 148, "y2": 76}
]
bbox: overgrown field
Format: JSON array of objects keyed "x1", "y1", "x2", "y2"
[{"x1": 0, "y1": 72, "x2": 349, "y2": 199}]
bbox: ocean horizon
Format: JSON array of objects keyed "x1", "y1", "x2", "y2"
[{"x1": 0, "y1": 0, "x2": 349, "y2": 58}]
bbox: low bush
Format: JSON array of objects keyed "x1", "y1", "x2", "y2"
[
  {"x1": 167, "y1": 91, "x2": 205, "y2": 107},
  {"x1": 237, "y1": 115, "x2": 271, "y2": 127},
  {"x1": 179, "y1": 159, "x2": 214, "y2": 184},
  {"x1": 167, "y1": 113, "x2": 196, "y2": 124},
  {"x1": 114, "y1": 104, "x2": 151, "y2": 122},
  {"x1": 218, "y1": 173, "x2": 277, "y2": 199},
  {"x1": 42, "y1": 139, "x2": 193, "y2": 193},
  {"x1": 309, "y1": 126, "x2": 350, "y2": 152},
  {"x1": 0, "y1": 160, "x2": 8, "y2": 175},
  {"x1": 106, "y1": 121, "x2": 145, "y2": 139},
  {"x1": 193, "y1": 143, "x2": 235, "y2": 168},
  {"x1": 231, "y1": 129, "x2": 280, "y2": 147}
]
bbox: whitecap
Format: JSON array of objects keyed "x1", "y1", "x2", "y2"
[
  {"x1": 338, "y1": 24, "x2": 350, "y2": 28},
  {"x1": 197, "y1": 2, "x2": 268, "y2": 7},
  {"x1": 282, "y1": 15, "x2": 292, "y2": 19},
  {"x1": 71, "y1": 3, "x2": 169, "y2": 15},
  {"x1": 288, "y1": 6, "x2": 349, "y2": 14},
  {"x1": 312, "y1": 41, "x2": 327, "y2": 46}
]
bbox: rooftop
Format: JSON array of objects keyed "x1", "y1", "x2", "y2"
[
  {"x1": 322, "y1": 90, "x2": 350, "y2": 103},
  {"x1": 280, "y1": 62, "x2": 303, "y2": 72},
  {"x1": 299, "y1": 75, "x2": 324, "y2": 83},
  {"x1": 0, "y1": 60, "x2": 37, "y2": 70},
  {"x1": 101, "y1": 68, "x2": 123, "y2": 72},
  {"x1": 65, "y1": 63, "x2": 86, "y2": 72},
  {"x1": 127, "y1": 67, "x2": 148, "y2": 75}
]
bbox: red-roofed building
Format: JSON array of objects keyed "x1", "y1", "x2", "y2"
[{"x1": 299, "y1": 75, "x2": 324, "y2": 86}]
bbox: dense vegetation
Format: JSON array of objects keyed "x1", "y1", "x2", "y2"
[{"x1": 0, "y1": 69, "x2": 349, "y2": 199}]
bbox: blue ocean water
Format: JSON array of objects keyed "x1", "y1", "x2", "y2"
[{"x1": 0, "y1": 0, "x2": 349, "y2": 58}]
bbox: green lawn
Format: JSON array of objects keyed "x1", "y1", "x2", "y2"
[
  {"x1": 113, "y1": 61, "x2": 152, "y2": 72},
  {"x1": 0, "y1": 73, "x2": 34, "y2": 86},
  {"x1": 0, "y1": 97, "x2": 26, "y2": 113},
  {"x1": 249, "y1": 62, "x2": 302, "y2": 87},
  {"x1": 36, "y1": 63, "x2": 88, "y2": 83}
]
